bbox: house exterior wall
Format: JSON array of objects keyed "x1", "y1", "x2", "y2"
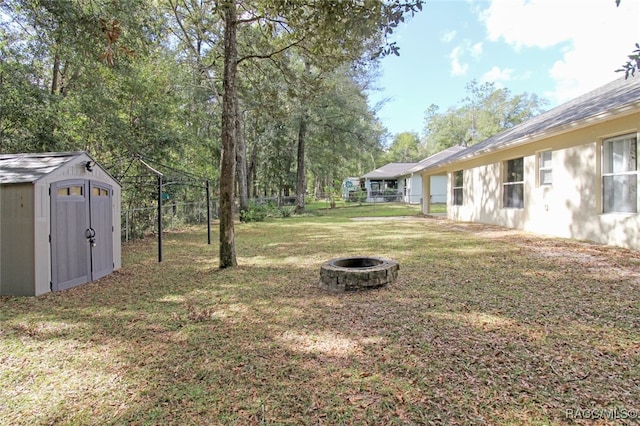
[
  {"x1": 422, "y1": 112, "x2": 640, "y2": 250},
  {"x1": 0, "y1": 183, "x2": 36, "y2": 296},
  {"x1": 393, "y1": 173, "x2": 446, "y2": 204},
  {"x1": 409, "y1": 174, "x2": 423, "y2": 204},
  {"x1": 430, "y1": 175, "x2": 447, "y2": 204},
  {"x1": 397, "y1": 174, "x2": 422, "y2": 204}
]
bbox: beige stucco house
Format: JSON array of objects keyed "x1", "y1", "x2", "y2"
[{"x1": 419, "y1": 75, "x2": 640, "y2": 250}]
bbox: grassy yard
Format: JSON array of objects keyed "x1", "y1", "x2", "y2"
[{"x1": 1, "y1": 206, "x2": 639, "y2": 425}]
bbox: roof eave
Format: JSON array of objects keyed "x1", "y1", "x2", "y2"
[{"x1": 421, "y1": 101, "x2": 640, "y2": 175}]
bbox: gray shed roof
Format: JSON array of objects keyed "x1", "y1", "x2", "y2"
[
  {"x1": 407, "y1": 146, "x2": 466, "y2": 174},
  {"x1": 0, "y1": 151, "x2": 86, "y2": 184},
  {"x1": 422, "y1": 74, "x2": 640, "y2": 171},
  {"x1": 362, "y1": 162, "x2": 417, "y2": 179}
]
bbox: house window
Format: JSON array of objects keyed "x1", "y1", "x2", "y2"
[
  {"x1": 503, "y1": 157, "x2": 524, "y2": 208},
  {"x1": 452, "y1": 170, "x2": 463, "y2": 205},
  {"x1": 603, "y1": 134, "x2": 637, "y2": 213},
  {"x1": 385, "y1": 180, "x2": 398, "y2": 190},
  {"x1": 538, "y1": 150, "x2": 552, "y2": 186}
]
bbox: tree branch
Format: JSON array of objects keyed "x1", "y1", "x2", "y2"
[{"x1": 237, "y1": 37, "x2": 306, "y2": 65}]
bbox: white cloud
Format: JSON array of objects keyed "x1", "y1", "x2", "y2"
[
  {"x1": 441, "y1": 30, "x2": 457, "y2": 43},
  {"x1": 480, "y1": 0, "x2": 575, "y2": 50},
  {"x1": 450, "y1": 45, "x2": 469, "y2": 76},
  {"x1": 449, "y1": 41, "x2": 483, "y2": 76},
  {"x1": 481, "y1": 66, "x2": 514, "y2": 85},
  {"x1": 471, "y1": 42, "x2": 483, "y2": 58},
  {"x1": 480, "y1": 0, "x2": 640, "y2": 103}
]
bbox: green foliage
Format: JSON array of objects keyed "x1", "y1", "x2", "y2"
[
  {"x1": 346, "y1": 189, "x2": 368, "y2": 203},
  {"x1": 1, "y1": 0, "x2": 423, "y2": 266},
  {"x1": 240, "y1": 202, "x2": 269, "y2": 223},
  {"x1": 273, "y1": 205, "x2": 296, "y2": 218},
  {"x1": 616, "y1": 43, "x2": 640, "y2": 78},
  {"x1": 385, "y1": 131, "x2": 422, "y2": 162},
  {"x1": 422, "y1": 80, "x2": 547, "y2": 155},
  {"x1": 323, "y1": 179, "x2": 343, "y2": 209},
  {"x1": 615, "y1": 1, "x2": 639, "y2": 78},
  {"x1": 240, "y1": 201, "x2": 298, "y2": 222}
]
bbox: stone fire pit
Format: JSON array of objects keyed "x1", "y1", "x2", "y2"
[{"x1": 319, "y1": 256, "x2": 399, "y2": 292}]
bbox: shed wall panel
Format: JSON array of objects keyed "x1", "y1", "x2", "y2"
[{"x1": 0, "y1": 184, "x2": 35, "y2": 295}]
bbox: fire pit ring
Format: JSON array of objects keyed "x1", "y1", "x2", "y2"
[{"x1": 319, "y1": 256, "x2": 399, "y2": 292}]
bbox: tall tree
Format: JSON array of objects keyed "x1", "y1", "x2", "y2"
[
  {"x1": 422, "y1": 80, "x2": 546, "y2": 154},
  {"x1": 216, "y1": 0, "x2": 423, "y2": 268},
  {"x1": 386, "y1": 132, "x2": 421, "y2": 162},
  {"x1": 219, "y1": 2, "x2": 239, "y2": 267}
]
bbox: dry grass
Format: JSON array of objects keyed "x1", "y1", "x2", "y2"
[{"x1": 1, "y1": 208, "x2": 639, "y2": 425}]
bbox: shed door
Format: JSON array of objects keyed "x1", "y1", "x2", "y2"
[
  {"x1": 51, "y1": 179, "x2": 114, "y2": 291},
  {"x1": 89, "y1": 181, "x2": 113, "y2": 280},
  {"x1": 51, "y1": 180, "x2": 91, "y2": 291}
]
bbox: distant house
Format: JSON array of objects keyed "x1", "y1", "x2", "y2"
[
  {"x1": 398, "y1": 146, "x2": 465, "y2": 204},
  {"x1": 341, "y1": 177, "x2": 362, "y2": 200},
  {"x1": 361, "y1": 147, "x2": 465, "y2": 204},
  {"x1": 362, "y1": 162, "x2": 416, "y2": 202},
  {"x1": 418, "y1": 75, "x2": 640, "y2": 250}
]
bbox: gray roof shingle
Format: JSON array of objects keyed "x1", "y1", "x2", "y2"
[
  {"x1": 0, "y1": 152, "x2": 83, "y2": 184},
  {"x1": 407, "y1": 146, "x2": 466, "y2": 174},
  {"x1": 362, "y1": 162, "x2": 418, "y2": 179}
]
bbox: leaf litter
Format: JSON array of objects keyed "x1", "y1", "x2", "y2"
[{"x1": 1, "y1": 214, "x2": 639, "y2": 425}]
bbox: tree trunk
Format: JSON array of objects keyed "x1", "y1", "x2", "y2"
[
  {"x1": 51, "y1": 54, "x2": 61, "y2": 95},
  {"x1": 294, "y1": 61, "x2": 312, "y2": 214},
  {"x1": 219, "y1": 3, "x2": 238, "y2": 268},
  {"x1": 236, "y1": 104, "x2": 249, "y2": 216},
  {"x1": 294, "y1": 111, "x2": 307, "y2": 213},
  {"x1": 248, "y1": 137, "x2": 259, "y2": 198}
]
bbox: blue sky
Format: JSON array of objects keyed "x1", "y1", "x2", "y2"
[{"x1": 368, "y1": 0, "x2": 640, "y2": 140}]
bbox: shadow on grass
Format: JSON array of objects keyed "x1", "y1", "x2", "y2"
[{"x1": 1, "y1": 219, "x2": 639, "y2": 424}]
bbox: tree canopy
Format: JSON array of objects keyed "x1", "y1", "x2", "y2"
[
  {"x1": 421, "y1": 80, "x2": 547, "y2": 155},
  {"x1": 0, "y1": 0, "x2": 423, "y2": 268}
]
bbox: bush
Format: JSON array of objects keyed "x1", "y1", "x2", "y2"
[
  {"x1": 275, "y1": 205, "x2": 296, "y2": 218},
  {"x1": 240, "y1": 202, "x2": 268, "y2": 222},
  {"x1": 240, "y1": 202, "x2": 298, "y2": 222},
  {"x1": 347, "y1": 190, "x2": 367, "y2": 203}
]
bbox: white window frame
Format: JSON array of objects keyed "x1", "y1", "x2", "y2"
[
  {"x1": 503, "y1": 157, "x2": 524, "y2": 209},
  {"x1": 602, "y1": 133, "x2": 638, "y2": 214},
  {"x1": 537, "y1": 150, "x2": 553, "y2": 187},
  {"x1": 452, "y1": 170, "x2": 463, "y2": 206}
]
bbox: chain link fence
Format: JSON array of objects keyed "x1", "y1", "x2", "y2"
[
  {"x1": 121, "y1": 194, "x2": 446, "y2": 241},
  {"x1": 121, "y1": 200, "x2": 218, "y2": 242}
]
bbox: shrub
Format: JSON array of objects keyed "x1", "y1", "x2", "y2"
[{"x1": 240, "y1": 202, "x2": 268, "y2": 222}]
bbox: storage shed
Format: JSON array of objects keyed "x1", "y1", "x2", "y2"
[{"x1": 0, "y1": 152, "x2": 121, "y2": 296}]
